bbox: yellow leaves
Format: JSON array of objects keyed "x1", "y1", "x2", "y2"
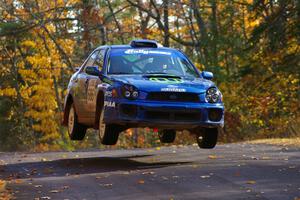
[
  {"x1": 0, "y1": 88, "x2": 17, "y2": 97},
  {"x1": 21, "y1": 40, "x2": 36, "y2": 48}
]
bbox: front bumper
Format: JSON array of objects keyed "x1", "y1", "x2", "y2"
[{"x1": 104, "y1": 99, "x2": 224, "y2": 129}]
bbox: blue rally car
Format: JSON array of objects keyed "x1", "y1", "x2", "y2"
[{"x1": 63, "y1": 40, "x2": 224, "y2": 149}]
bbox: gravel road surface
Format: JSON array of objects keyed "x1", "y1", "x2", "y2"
[{"x1": 0, "y1": 143, "x2": 299, "y2": 200}]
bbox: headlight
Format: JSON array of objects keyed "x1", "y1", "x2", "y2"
[
  {"x1": 121, "y1": 84, "x2": 139, "y2": 100},
  {"x1": 205, "y1": 87, "x2": 221, "y2": 103}
]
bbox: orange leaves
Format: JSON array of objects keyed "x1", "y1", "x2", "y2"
[{"x1": 0, "y1": 180, "x2": 6, "y2": 192}]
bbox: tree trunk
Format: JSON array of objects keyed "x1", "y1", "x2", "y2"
[{"x1": 163, "y1": 0, "x2": 170, "y2": 47}]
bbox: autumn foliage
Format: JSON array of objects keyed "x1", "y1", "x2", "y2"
[{"x1": 0, "y1": 0, "x2": 299, "y2": 151}]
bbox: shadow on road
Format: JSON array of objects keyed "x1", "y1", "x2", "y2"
[{"x1": 2, "y1": 154, "x2": 191, "y2": 180}]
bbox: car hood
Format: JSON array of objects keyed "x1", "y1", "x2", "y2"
[{"x1": 110, "y1": 74, "x2": 215, "y2": 93}]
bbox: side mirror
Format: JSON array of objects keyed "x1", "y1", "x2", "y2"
[
  {"x1": 85, "y1": 66, "x2": 101, "y2": 76},
  {"x1": 201, "y1": 71, "x2": 213, "y2": 80},
  {"x1": 74, "y1": 67, "x2": 80, "y2": 72}
]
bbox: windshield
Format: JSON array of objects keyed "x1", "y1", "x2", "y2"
[{"x1": 107, "y1": 49, "x2": 199, "y2": 77}]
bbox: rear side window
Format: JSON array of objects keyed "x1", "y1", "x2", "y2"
[
  {"x1": 83, "y1": 50, "x2": 99, "y2": 71},
  {"x1": 94, "y1": 49, "x2": 106, "y2": 71}
]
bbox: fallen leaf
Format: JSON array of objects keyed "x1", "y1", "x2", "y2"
[
  {"x1": 200, "y1": 175, "x2": 210, "y2": 179},
  {"x1": 138, "y1": 180, "x2": 145, "y2": 184},
  {"x1": 30, "y1": 169, "x2": 38, "y2": 175},
  {"x1": 192, "y1": 164, "x2": 199, "y2": 168},
  {"x1": 156, "y1": 147, "x2": 161, "y2": 150},
  {"x1": 142, "y1": 171, "x2": 155, "y2": 175},
  {"x1": 41, "y1": 158, "x2": 47, "y2": 162},
  {"x1": 246, "y1": 180, "x2": 256, "y2": 184},
  {"x1": 208, "y1": 155, "x2": 217, "y2": 159},
  {"x1": 100, "y1": 183, "x2": 113, "y2": 187},
  {"x1": 43, "y1": 168, "x2": 54, "y2": 174},
  {"x1": 0, "y1": 180, "x2": 6, "y2": 192},
  {"x1": 15, "y1": 179, "x2": 23, "y2": 184},
  {"x1": 234, "y1": 172, "x2": 241, "y2": 177},
  {"x1": 34, "y1": 185, "x2": 43, "y2": 188},
  {"x1": 61, "y1": 186, "x2": 69, "y2": 190},
  {"x1": 49, "y1": 190, "x2": 60, "y2": 193},
  {"x1": 40, "y1": 196, "x2": 51, "y2": 200}
]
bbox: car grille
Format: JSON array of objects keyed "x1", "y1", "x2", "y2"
[
  {"x1": 145, "y1": 111, "x2": 201, "y2": 122},
  {"x1": 147, "y1": 92, "x2": 199, "y2": 102}
]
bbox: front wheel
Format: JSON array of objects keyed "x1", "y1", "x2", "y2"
[
  {"x1": 196, "y1": 128, "x2": 218, "y2": 149},
  {"x1": 158, "y1": 129, "x2": 176, "y2": 143},
  {"x1": 68, "y1": 104, "x2": 87, "y2": 140},
  {"x1": 98, "y1": 109, "x2": 120, "y2": 145}
]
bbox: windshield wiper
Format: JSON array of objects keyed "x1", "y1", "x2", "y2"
[{"x1": 144, "y1": 72, "x2": 168, "y2": 75}]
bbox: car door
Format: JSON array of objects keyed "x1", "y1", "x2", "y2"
[
  {"x1": 85, "y1": 49, "x2": 107, "y2": 123},
  {"x1": 75, "y1": 50, "x2": 99, "y2": 122}
]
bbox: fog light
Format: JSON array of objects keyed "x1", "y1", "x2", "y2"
[{"x1": 208, "y1": 108, "x2": 223, "y2": 122}]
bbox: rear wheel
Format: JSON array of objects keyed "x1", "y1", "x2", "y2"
[
  {"x1": 158, "y1": 129, "x2": 176, "y2": 143},
  {"x1": 68, "y1": 104, "x2": 87, "y2": 140},
  {"x1": 196, "y1": 128, "x2": 218, "y2": 149},
  {"x1": 98, "y1": 109, "x2": 120, "y2": 145}
]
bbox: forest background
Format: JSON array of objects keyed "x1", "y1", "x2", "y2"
[{"x1": 0, "y1": 0, "x2": 299, "y2": 151}]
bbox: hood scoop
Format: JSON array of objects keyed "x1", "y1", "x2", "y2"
[
  {"x1": 143, "y1": 74, "x2": 181, "y2": 79},
  {"x1": 143, "y1": 74, "x2": 183, "y2": 84}
]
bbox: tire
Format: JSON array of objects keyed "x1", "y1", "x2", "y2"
[
  {"x1": 68, "y1": 104, "x2": 87, "y2": 140},
  {"x1": 98, "y1": 109, "x2": 120, "y2": 145},
  {"x1": 158, "y1": 129, "x2": 176, "y2": 143},
  {"x1": 196, "y1": 128, "x2": 218, "y2": 149}
]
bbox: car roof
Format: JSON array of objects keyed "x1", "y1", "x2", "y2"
[
  {"x1": 95, "y1": 39, "x2": 180, "y2": 51},
  {"x1": 96, "y1": 45, "x2": 175, "y2": 50}
]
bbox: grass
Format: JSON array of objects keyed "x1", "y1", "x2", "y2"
[{"x1": 248, "y1": 138, "x2": 300, "y2": 147}]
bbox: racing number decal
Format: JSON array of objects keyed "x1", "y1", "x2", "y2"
[{"x1": 87, "y1": 79, "x2": 97, "y2": 109}]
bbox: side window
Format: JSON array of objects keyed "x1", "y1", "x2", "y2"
[
  {"x1": 94, "y1": 49, "x2": 106, "y2": 71},
  {"x1": 83, "y1": 51, "x2": 99, "y2": 72}
]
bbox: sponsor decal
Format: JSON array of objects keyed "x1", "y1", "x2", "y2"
[
  {"x1": 124, "y1": 49, "x2": 171, "y2": 55},
  {"x1": 149, "y1": 77, "x2": 183, "y2": 84},
  {"x1": 161, "y1": 88, "x2": 186, "y2": 92},
  {"x1": 104, "y1": 91, "x2": 112, "y2": 97},
  {"x1": 87, "y1": 79, "x2": 97, "y2": 109},
  {"x1": 104, "y1": 101, "x2": 115, "y2": 108}
]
